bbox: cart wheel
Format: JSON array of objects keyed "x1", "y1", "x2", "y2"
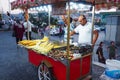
[{"x1": 38, "y1": 62, "x2": 53, "y2": 80}]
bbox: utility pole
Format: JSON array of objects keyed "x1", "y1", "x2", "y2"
[{"x1": 8, "y1": 0, "x2": 11, "y2": 13}]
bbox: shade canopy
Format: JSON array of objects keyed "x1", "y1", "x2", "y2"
[{"x1": 11, "y1": 0, "x2": 120, "y2": 10}]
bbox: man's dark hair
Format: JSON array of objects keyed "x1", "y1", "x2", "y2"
[
  {"x1": 81, "y1": 15, "x2": 86, "y2": 20},
  {"x1": 110, "y1": 41, "x2": 114, "y2": 44},
  {"x1": 99, "y1": 42, "x2": 103, "y2": 47}
]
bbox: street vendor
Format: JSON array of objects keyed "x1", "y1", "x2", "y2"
[{"x1": 70, "y1": 15, "x2": 99, "y2": 47}]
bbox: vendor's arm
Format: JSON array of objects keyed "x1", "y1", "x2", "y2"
[
  {"x1": 92, "y1": 30, "x2": 99, "y2": 46},
  {"x1": 61, "y1": 15, "x2": 66, "y2": 21},
  {"x1": 70, "y1": 30, "x2": 76, "y2": 36}
]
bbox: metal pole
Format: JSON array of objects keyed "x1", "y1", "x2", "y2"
[
  {"x1": 27, "y1": 20, "x2": 30, "y2": 40},
  {"x1": 91, "y1": 4, "x2": 95, "y2": 45},
  {"x1": 8, "y1": 0, "x2": 11, "y2": 13},
  {"x1": 48, "y1": 7, "x2": 51, "y2": 37},
  {"x1": 25, "y1": 8, "x2": 30, "y2": 40},
  {"x1": 66, "y1": 0, "x2": 70, "y2": 80},
  {"x1": 90, "y1": 2, "x2": 95, "y2": 77},
  {"x1": 48, "y1": 6, "x2": 51, "y2": 28}
]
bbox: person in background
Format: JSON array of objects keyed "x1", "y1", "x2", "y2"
[
  {"x1": 6, "y1": 18, "x2": 12, "y2": 30},
  {"x1": 13, "y1": 20, "x2": 25, "y2": 45},
  {"x1": 0, "y1": 18, "x2": 5, "y2": 28},
  {"x1": 107, "y1": 41, "x2": 117, "y2": 59},
  {"x1": 72, "y1": 18, "x2": 79, "y2": 28},
  {"x1": 23, "y1": 20, "x2": 34, "y2": 40},
  {"x1": 58, "y1": 24, "x2": 63, "y2": 38},
  {"x1": 12, "y1": 18, "x2": 19, "y2": 37},
  {"x1": 38, "y1": 28, "x2": 44, "y2": 39},
  {"x1": 6, "y1": 11, "x2": 14, "y2": 30},
  {"x1": 61, "y1": 15, "x2": 74, "y2": 43},
  {"x1": 70, "y1": 15, "x2": 99, "y2": 47},
  {"x1": 7, "y1": 11, "x2": 10, "y2": 17},
  {"x1": 96, "y1": 42, "x2": 106, "y2": 64}
]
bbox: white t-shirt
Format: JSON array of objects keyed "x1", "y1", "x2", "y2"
[
  {"x1": 23, "y1": 21, "x2": 34, "y2": 32},
  {"x1": 74, "y1": 22, "x2": 92, "y2": 44}
]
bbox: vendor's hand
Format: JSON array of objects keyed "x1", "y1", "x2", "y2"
[
  {"x1": 61, "y1": 15, "x2": 65, "y2": 19},
  {"x1": 61, "y1": 15, "x2": 66, "y2": 22}
]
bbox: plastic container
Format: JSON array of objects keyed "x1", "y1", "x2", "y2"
[
  {"x1": 105, "y1": 69, "x2": 120, "y2": 79},
  {"x1": 106, "y1": 59, "x2": 120, "y2": 70},
  {"x1": 100, "y1": 71, "x2": 120, "y2": 80},
  {"x1": 105, "y1": 59, "x2": 120, "y2": 79}
]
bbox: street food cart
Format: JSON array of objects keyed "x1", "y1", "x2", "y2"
[
  {"x1": 18, "y1": 38, "x2": 92, "y2": 80},
  {"x1": 28, "y1": 44, "x2": 92, "y2": 80},
  {"x1": 11, "y1": 0, "x2": 120, "y2": 80}
]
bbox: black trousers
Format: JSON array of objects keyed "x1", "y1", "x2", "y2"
[
  {"x1": 98, "y1": 56, "x2": 106, "y2": 64},
  {"x1": 16, "y1": 37, "x2": 22, "y2": 44},
  {"x1": 25, "y1": 31, "x2": 32, "y2": 40},
  {"x1": 109, "y1": 53, "x2": 116, "y2": 59}
]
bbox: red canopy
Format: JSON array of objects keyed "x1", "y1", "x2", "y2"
[
  {"x1": 11, "y1": 0, "x2": 120, "y2": 10},
  {"x1": 95, "y1": 0, "x2": 120, "y2": 10}
]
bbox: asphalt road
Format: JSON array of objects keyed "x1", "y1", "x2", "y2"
[{"x1": 0, "y1": 31, "x2": 38, "y2": 80}]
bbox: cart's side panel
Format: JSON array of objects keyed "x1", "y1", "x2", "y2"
[
  {"x1": 28, "y1": 50, "x2": 44, "y2": 66},
  {"x1": 43, "y1": 56, "x2": 67, "y2": 80},
  {"x1": 28, "y1": 49, "x2": 67, "y2": 80},
  {"x1": 81, "y1": 54, "x2": 91, "y2": 76},
  {"x1": 70, "y1": 59, "x2": 81, "y2": 80},
  {"x1": 28, "y1": 49, "x2": 92, "y2": 80}
]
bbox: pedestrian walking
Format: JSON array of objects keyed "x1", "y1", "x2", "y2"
[
  {"x1": 13, "y1": 20, "x2": 25, "y2": 45},
  {"x1": 96, "y1": 42, "x2": 106, "y2": 64},
  {"x1": 23, "y1": 20, "x2": 34, "y2": 40},
  {"x1": 107, "y1": 41, "x2": 117, "y2": 59},
  {"x1": 12, "y1": 18, "x2": 17, "y2": 37},
  {"x1": 59, "y1": 25, "x2": 63, "y2": 38}
]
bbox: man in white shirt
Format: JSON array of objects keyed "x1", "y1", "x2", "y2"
[
  {"x1": 23, "y1": 20, "x2": 34, "y2": 40},
  {"x1": 70, "y1": 15, "x2": 99, "y2": 47}
]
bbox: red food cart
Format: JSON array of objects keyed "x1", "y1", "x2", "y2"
[{"x1": 28, "y1": 49, "x2": 92, "y2": 80}]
